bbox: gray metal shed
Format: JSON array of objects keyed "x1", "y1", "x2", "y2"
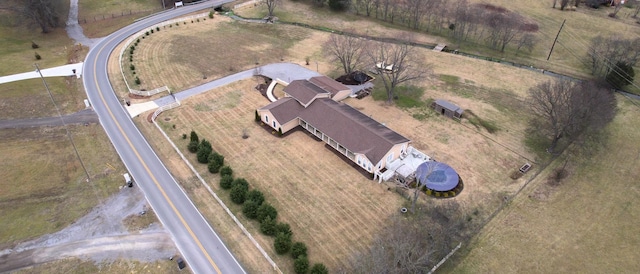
[{"x1": 432, "y1": 99, "x2": 463, "y2": 120}]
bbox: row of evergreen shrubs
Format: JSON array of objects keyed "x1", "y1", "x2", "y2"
[
  {"x1": 127, "y1": 16, "x2": 210, "y2": 86},
  {"x1": 129, "y1": 38, "x2": 141, "y2": 85},
  {"x1": 185, "y1": 130, "x2": 328, "y2": 274}
]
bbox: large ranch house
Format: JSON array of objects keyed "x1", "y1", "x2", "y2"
[{"x1": 257, "y1": 76, "x2": 411, "y2": 181}]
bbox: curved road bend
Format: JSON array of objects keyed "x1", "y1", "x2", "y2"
[{"x1": 82, "y1": 1, "x2": 244, "y2": 273}]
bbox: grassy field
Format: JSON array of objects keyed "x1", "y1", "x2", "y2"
[
  {"x1": 138, "y1": 79, "x2": 407, "y2": 272},
  {"x1": 15, "y1": 257, "x2": 181, "y2": 274},
  {"x1": 0, "y1": 26, "x2": 74, "y2": 76},
  {"x1": 78, "y1": 0, "x2": 162, "y2": 38},
  {"x1": 124, "y1": 15, "x2": 314, "y2": 92},
  {"x1": 451, "y1": 96, "x2": 640, "y2": 273},
  {"x1": 0, "y1": 1, "x2": 168, "y2": 272},
  {"x1": 237, "y1": 0, "x2": 640, "y2": 90},
  {"x1": 1, "y1": 0, "x2": 638, "y2": 272},
  {"x1": 116, "y1": 3, "x2": 640, "y2": 273},
  {"x1": 121, "y1": 15, "x2": 558, "y2": 270},
  {"x1": 471, "y1": 0, "x2": 640, "y2": 95},
  {"x1": 0, "y1": 125, "x2": 125, "y2": 249},
  {"x1": 0, "y1": 6, "x2": 127, "y2": 251}
]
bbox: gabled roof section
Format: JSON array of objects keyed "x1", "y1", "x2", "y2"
[
  {"x1": 299, "y1": 98, "x2": 410, "y2": 164},
  {"x1": 283, "y1": 80, "x2": 330, "y2": 107},
  {"x1": 435, "y1": 99, "x2": 462, "y2": 113},
  {"x1": 259, "y1": 97, "x2": 304, "y2": 124},
  {"x1": 308, "y1": 76, "x2": 350, "y2": 97}
]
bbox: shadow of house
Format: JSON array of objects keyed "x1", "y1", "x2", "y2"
[{"x1": 432, "y1": 99, "x2": 464, "y2": 120}]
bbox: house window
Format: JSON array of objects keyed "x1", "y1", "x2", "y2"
[
  {"x1": 265, "y1": 116, "x2": 269, "y2": 123},
  {"x1": 273, "y1": 121, "x2": 276, "y2": 128},
  {"x1": 387, "y1": 152, "x2": 394, "y2": 163},
  {"x1": 357, "y1": 156, "x2": 361, "y2": 165}
]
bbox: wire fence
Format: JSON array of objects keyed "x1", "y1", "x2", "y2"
[{"x1": 77, "y1": 8, "x2": 165, "y2": 24}]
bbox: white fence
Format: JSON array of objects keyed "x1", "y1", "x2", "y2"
[
  {"x1": 119, "y1": 12, "x2": 210, "y2": 96},
  {"x1": 151, "y1": 100, "x2": 181, "y2": 121},
  {"x1": 151, "y1": 105, "x2": 281, "y2": 273}
]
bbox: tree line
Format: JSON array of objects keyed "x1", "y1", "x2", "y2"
[{"x1": 297, "y1": 0, "x2": 539, "y2": 53}]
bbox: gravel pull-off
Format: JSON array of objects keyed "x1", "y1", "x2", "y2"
[{"x1": 0, "y1": 187, "x2": 177, "y2": 272}]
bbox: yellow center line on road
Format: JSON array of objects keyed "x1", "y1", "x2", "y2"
[{"x1": 91, "y1": 34, "x2": 222, "y2": 274}]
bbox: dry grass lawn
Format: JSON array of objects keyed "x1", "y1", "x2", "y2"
[
  {"x1": 0, "y1": 20, "x2": 127, "y2": 249},
  {"x1": 78, "y1": 0, "x2": 161, "y2": 38},
  {"x1": 110, "y1": 4, "x2": 640, "y2": 273},
  {"x1": 113, "y1": 10, "x2": 560, "y2": 272},
  {"x1": 452, "y1": 97, "x2": 640, "y2": 273},
  {"x1": 125, "y1": 15, "x2": 323, "y2": 92},
  {"x1": 139, "y1": 79, "x2": 405, "y2": 272},
  {"x1": 0, "y1": 125, "x2": 125, "y2": 248},
  {"x1": 471, "y1": 0, "x2": 640, "y2": 78},
  {"x1": 238, "y1": 0, "x2": 640, "y2": 82},
  {"x1": 15, "y1": 257, "x2": 181, "y2": 274}
]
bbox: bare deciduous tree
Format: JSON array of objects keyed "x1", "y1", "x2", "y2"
[
  {"x1": 516, "y1": 33, "x2": 537, "y2": 55},
  {"x1": 352, "y1": 0, "x2": 376, "y2": 16},
  {"x1": 528, "y1": 79, "x2": 616, "y2": 153},
  {"x1": 403, "y1": 0, "x2": 428, "y2": 30},
  {"x1": 380, "y1": 0, "x2": 397, "y2": 22},
  {"x1": 344, "y1": 201, "x2": 467, "y2": 274},
  {"x1": 367, "y1": 40, "x2": 430, "y2": 104},
  {"x1": 634, "y1": 0, "x2": 640, "y2": 18},
  {"x1": 0, "y1": 0, "x2": 63, "y2": 33},
  {"x1": 323, "y1": 33, "x2": 367, "y2": 75},
  {"x1": 588, "y1": 35, "x2": 640, "y2": 78},
  {"x1": 265, "y1": 0, "x2": 280, "y2": 18},
  {"x1": 610, "y1": 0, "x2": 624, "y2": 17},
  {"x1": 485, "y1": 11, "x2": 528, "y2": 52}
]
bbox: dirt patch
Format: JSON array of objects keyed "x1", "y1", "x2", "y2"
[{"x1": 0, "y1": 185, "x2": 175, "y2": 272}]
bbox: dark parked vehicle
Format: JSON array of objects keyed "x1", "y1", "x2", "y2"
[{"x1": 177, "y1": 258, "x2": 186, "y2": 270}]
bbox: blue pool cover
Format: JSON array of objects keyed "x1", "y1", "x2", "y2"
[{"x1": 415, "y1": 161, "x2": 459, "y2": 191}]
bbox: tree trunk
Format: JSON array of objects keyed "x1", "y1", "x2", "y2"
[{"x1": 548, "y1": 134, "x2": 562, "y2": 153}]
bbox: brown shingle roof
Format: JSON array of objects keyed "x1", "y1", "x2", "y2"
[
  {"x1": 283, "y1": 80, "x2": 329, "y2": 106},
  {"x1": 259, "y1": 97, "x2": 304, "y2": 124},
  {"x1": 299, "y1": 98, "x2": 410, "y2": 164},
  {"x1": 308, "y1": 76, "x2": 350, "y2": 97}
]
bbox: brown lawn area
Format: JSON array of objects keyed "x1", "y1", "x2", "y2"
[
  {"x1": 112, "y1": 2, "x2": 640, "y2": 272},
  {"x1": 0, "y1": 125, "x2": 125, "y2": 248},
  {"x1": 132, "y1": 65, "x2": 546, "y2": 272},
  {"x1": 452, "y1": 97, "x2": 640, "y2": 273}
]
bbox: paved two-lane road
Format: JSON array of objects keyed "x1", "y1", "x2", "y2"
[{"x1": 82, "y1": 1, "x2": 245, "y2": 273}]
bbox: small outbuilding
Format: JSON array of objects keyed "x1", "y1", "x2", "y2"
[{"x1": 432, "y1": 99, "x2": 463, "y2": 120}]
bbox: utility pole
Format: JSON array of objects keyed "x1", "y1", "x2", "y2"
[
  {"x1": 35, "y1": 63, "x2": 91, "y2": 182},
  {"x1": 547, "y1": 19, "x2": 566, "y2": 61}
]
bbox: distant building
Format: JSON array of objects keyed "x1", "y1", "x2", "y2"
[{"x1": 432, "y1": 99, "x2": 464, "y2": 120}]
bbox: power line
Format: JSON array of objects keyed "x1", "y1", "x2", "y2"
[
  {"x1": 558, "y1": 23, "x2": 640, "y2": 90},
  {"x1": 547, "y1": 19, "x2": 566, "y2": 61},
  {"x1": 35, "y1": 63, "x2": 91, "y2": 182}
]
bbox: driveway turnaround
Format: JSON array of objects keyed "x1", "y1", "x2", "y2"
[{"x1": 82, "y1": 1, "x2": 245, "y2": 273}]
